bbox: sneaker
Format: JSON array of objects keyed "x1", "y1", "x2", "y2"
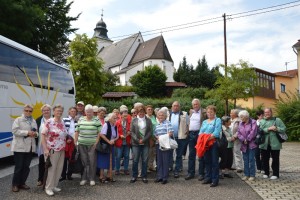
[
  {"x1": 53, "y1": 187, "x2": 61, "y2": 192},
  {"x1": 242, "y1": 176, "x2": 249, "y2": 181},
  {"x1": 262, "y1": 175, "x2": 269, "y2": 179},
  {"x1": 248, "y1": 177, "x2": 255, "y2": 181},
  {"x1": 261, "y1": 171, "x2": 265, "y2": 174},
  {"x1": 45, "y1": 189, "x2": 54, "y2": 196},
  {"x1": 80, "y1": 180, "x2": 87, "y2": 186},
  {"x1": 37, "y1": 181, "x2": 43, "y2": 186},
  {"x1": 90, "y1": 181, "x2": 96, "y2": 186},
  {"x1": 270, "y1": 176, "x2": 278, "y2": 180}
]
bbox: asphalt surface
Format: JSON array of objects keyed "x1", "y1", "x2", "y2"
[{"x1": 0, "y1": 156, "x2": 262, "y2": 200}]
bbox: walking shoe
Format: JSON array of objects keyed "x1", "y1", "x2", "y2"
[
  {"x1": 262, "y1": 175, "x2": 269, "y2": 179},
  {"x1": 210, "y1": 182, "x2": 218, "y2": 187},
  {"x1": 242, "y1": 176, "x2": 249, "y2": 181},
  {"x1": 53, "y1": 187, "x2": 61, "y2": 192},
  {"x1": 185, "y1": 175, "x2": 194, "y2": 180},
  {"x1": 174, "y1": 173, "x2": 179, "y2": 178},
  {"x1": 224, "y1": 174, "x2": 233, "y2": 178},
  {"x1": 80, "y1": 180, "x2": 87, "y2": 186},
  {"x1": 261, "y1": 171, "x2": 265, "y2": 174},
  {"x1": 236, "y1": 169, "x2": 243, "y2": 173},
  {"x1": 248, "y1": 177, "x2": 255, "y2": 181},
  {"x1": 45, "y1": 189, "x2": 54, "y2": 196},
  {"x1": 37, "y1": 181, "x2": 43, "y2": 186},
  {"x1": 12, "y1": 186, "x2": 19, "y2": 192},
  {"x1": 270, "y1": 176, "x2": 278, "y2": 180},
  {"x1": 90, "y1": 181, "x2": 96, "y2": 186},
  {"x1": 115, "y1": 171, "x2": 120, "y2": 175},
  {"x1": 19, "y1": 184, "x2": 30, "y2": 190},
  {"x1": 198, "y1": 175, "x2": 205, "y2": 181}
]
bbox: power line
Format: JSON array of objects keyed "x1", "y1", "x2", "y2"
[{"x1": 110, "y1": 0, "x2": 300, "y2": 40}]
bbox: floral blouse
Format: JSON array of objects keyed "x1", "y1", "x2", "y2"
[{"x1": 42, "y1": 118, "x2": 67, "y2": 151}]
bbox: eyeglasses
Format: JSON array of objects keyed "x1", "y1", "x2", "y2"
[{"x1": 24, "y1": 110, "x2": 33, "y2": 113}]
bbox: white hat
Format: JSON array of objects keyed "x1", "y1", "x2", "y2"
[{"x1": 77, "y1": 101, "x2": 84, "y2": 105}]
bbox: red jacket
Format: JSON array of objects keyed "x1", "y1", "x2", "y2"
[
  {"x1": 115, "y1": 116, "x2": 131, "y2": 147},
  {"x1": 195, "y1": 134, "x2": 216, "y2": 158}
]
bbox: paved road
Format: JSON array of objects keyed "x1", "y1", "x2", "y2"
[{"x1": 1, "y1": 142, "x2": 298, "y2": 200}]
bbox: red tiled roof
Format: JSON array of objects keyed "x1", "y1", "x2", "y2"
[
  {"x1": 165, "y1": 82, "x2": 187, "y2": 87},
  {"x1": 102, "y1": 92, "x2": 137, "y2": 98},
  {"x1": 274, "y1": 69, "x2": 298, "y2": 77}
]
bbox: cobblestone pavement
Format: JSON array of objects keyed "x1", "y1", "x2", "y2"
[{"x1": 236, "y1": 142, "x2": 300, "y2": 200}]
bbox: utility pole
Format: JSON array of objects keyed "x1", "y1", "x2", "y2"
[{"x1": 223, "y1": 13, "x2": 229, "y2": 115}]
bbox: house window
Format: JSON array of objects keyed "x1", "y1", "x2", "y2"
[{"x1": 280, "y1": 83, "x2": 286, "y2": 93}]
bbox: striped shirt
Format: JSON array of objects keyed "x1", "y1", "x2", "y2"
[
  {"x1": 63, "y1": 116, "x2": 78, "y2": 138},
  {"x1": 76, "y1": 116, "x2": 101, "y2": 145},
  {"x1": 155, "y1": 120, "x2": 174, "y2": 137}
]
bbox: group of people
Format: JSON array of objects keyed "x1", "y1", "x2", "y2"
[{"x1": 10, "y1": 99, "x2": 286, "y2": 196}]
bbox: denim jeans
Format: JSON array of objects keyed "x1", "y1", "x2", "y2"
[
  {"x1": 174, "y1": 138, "x2": 188, "y2": 173},
  {"x1": 204, "y1": 141, "x2": 219, "y2": 184},
  {"x1": 132, "y1": 145, "x2": 149, "y2": 178},
  {"x1": 243, "y1": 148, "x2": 256, "y2": 177},
  {"x1": 115, "y1": 145, "x2": 130, "y2": 171}
]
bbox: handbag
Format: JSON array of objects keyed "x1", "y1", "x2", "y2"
[
  {"x1": 217, "y1": 131, "x2": 228, "y2": 150},
  {"x1": 274, "y1": 118, "x2": 288, "y2": 143},
  {"x1": 72, "y1": 148, "x2": 83, "y2": 174},
  {"x1": 170, "y1": 138, "x2": 178, "y2": 149},
  {"x1": 96, "y1": 141, "x2": 110, "y2": 154},
  {"x1": 255, "y1": 128, "x2": 265, "y2": 145}
]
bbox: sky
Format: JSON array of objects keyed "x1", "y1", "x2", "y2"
[{"x1": 66, "y1": 0, "x2": 300, "y2": 73}]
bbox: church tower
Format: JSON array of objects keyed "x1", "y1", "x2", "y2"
[{"x1": 93, "y1": 10, "x2": 113, "y2": 51}]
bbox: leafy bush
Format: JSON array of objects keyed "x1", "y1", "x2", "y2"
[
  {"x1": 97, "y1": 97, "x2": 227, "y2": 117},
  {"x1": 275, "y1": 92, "x2": 300, "y2": 141}
]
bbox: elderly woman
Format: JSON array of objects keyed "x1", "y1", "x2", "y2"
[
  {"x1": 230, "y1": 109, "x2": 243, "y2": 173},
  {"x1": 237, "y1": 110, "x2": 258, "y2": 181},
  {"x1": 219, "y1": 116, "x2": 235, "y2": 178},
  {"x1": 154, "y1": 109, "x2": 174, "y2": 184},
  {"x1": 115, "y1": 108, "x2": 131, "y2": 175},
  {"x1": 42, "y1": 104, "x2": 68, "y2": 196},
  {"x1": 36, "y1": 104, "x2": 52, "y2": 186},
  {"x1": 259, "y1": 108, "x2": 286, "y2": 180},
  {"x1": 97, "y1": 107, "x2": 107, "y2": 126},
  {"x1": 199, "y1": 105, "x2": 222, "y2": 187},
  {"x1": 11, "y1": 104, "x2": 37, "y2": 192},
  {"x1": 74, "y1": 104, "x2": 101, "y2": 186},
  {"x1": 97, "y1": 113, "x2": 119, "y2": 182},
  {"x1": 60, "y1": 107, "x2": 78, "y2": 181},
  {"x1": 130, "y1": 106, "x2": 152, "y2": 183}
]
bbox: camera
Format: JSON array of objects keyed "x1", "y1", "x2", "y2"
[{"x1": 24, "y1": 128, "x2": 37, "y2": 138}]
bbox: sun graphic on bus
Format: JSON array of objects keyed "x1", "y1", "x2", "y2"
[{"x1": 10, "y1": 66, "x2": 59, "y2": 119}]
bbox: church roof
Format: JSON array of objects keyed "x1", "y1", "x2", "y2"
[
  {"x1": 130, "y1": 35, "x2": 173, "y2": 65},
  {"x1": 98, "y1": 33, "x2": 141, "y2": 70}
]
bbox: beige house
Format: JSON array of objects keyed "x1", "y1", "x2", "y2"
[{"x1": 236, "y1": 68, "x2": 299, "y2": 109}]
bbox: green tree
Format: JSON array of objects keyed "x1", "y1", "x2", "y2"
[
  {"x1": 129, "y1": 65, "x2": 167, "y2": 97},
  {"x1": 0, "y1": 0, "x2": 79, "y2": 64},
  {"x1": 206, "y1": 60, "x2": 258, "y2": 110},
  {"x1": 67, "y1": 34, "x2": 107, "y2": 104},
  {"x1": 103, "y1": 71, "x2": 120, "y2": 92},
  {"x1": 173, "y1": 56, "x2": 193, "y2": 85},
  {"x1": 194, "y1": 55, "x2": 216, "y2": 88}
]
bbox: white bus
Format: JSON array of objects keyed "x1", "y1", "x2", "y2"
[{"x1": 0, "y1": 35, "x2": 76, "y2": 158}]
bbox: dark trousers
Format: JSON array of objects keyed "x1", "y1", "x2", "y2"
[
  {"x1": 61, "y1": 158, "x2": 73, "y2": 179},
  {"x1": 38, "y1": 154, "x2": 45, "y2": 182},
  {"x1": 156, "y1": 145, "x2": 171, "y2": 181},
  {"x1": 262, "y1": 146, "x2": 280, "y2": 177},
  {"x1": 188, "y1": 131, "x2": 204, "y2": 176},
  {"x1": 219, "y1": 147, "x2": 233, "y2": 170},
  {"x1": 12, "y1": 152, "x2": 33, "y2": 186},
  {"x1": 255, "y1": 147, "x2": 263, "y2": 171}
]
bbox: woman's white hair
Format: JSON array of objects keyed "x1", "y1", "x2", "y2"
[
  {"x1": 85, "y1": 104, "x2": 93, "y2": 111},
  {"x1": 105, "y1": 113, "x2": 115, "y2": 122},
  {"x1": 157, "y1": 109, "x2": 167, "y2": 118},
  {"x1": 238, "y1": 110, "x2": 249, "y2": 118}
]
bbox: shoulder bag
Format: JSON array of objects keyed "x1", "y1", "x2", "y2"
[{"x1": 274, "y1": 118, "x2": 288, "y2": 143}]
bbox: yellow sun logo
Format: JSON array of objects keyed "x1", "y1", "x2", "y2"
[{"x1": 10, "y1": 66, "x2": 59, "y2": 119}]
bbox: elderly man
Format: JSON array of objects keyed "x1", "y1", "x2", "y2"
[
  {"x1": 185, "y1": 99, "x2": 206, "y2": 181},
  {"x1": 230, "y1": 109, "x2": 243, "y2": 173},
  {"x1": 75, "y1": 101, "x2": 85, "y2": 121},
  {"x1": 169, "y1": 101, "x2": 189, "y2": 178}
]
